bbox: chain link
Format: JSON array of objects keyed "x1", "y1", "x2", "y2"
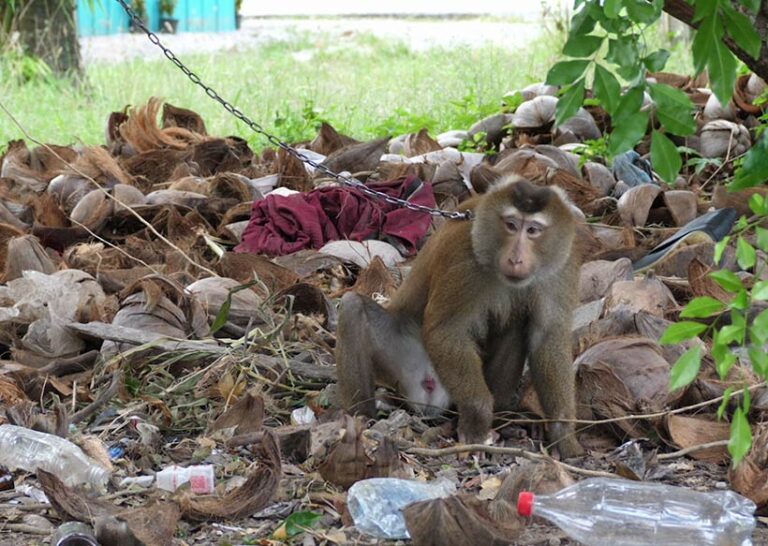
[{"x1": 114, "y1": 0, "x2": 472, "y2": 221}]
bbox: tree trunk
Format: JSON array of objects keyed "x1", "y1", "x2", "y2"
[
  {"x1": 663, "y1": 0, "x2": 768, "y2": 82},
  {"x1": 18, "y1": 0, "x2": 81, "y2": 75}
]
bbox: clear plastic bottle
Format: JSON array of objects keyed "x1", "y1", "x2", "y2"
[
  {"x1": 517, "y1": 477, "x2": 756, "y2": 546},
  {"x1": 347, "y1": 477, "x2": 456, "y2": 539},
  {"x1": 0, "y1": 425, "x2": 110, "y2": 491}
]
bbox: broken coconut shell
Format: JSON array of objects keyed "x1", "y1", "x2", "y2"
[
  {"x1": 666, "y1": 414, "x2": 729, "y2": 463},
  {"x1": 70, "y1": 188, "x2": 114, "y2": 231},
  {"x1": 3, "y1": 235, "x2": 57, "y2": 282},
  {"x1": 699, "y1": 120, "x2": 751, "y2": 158},
  {"x1": 617, "y1": 184, "x2": 662, "y2": 227},
  {"x1": 603, "y1": 277, "x2": 676, "y2": 317},
  {"x1": 583, "y1": 161, "x2": 616, "y2": 197},
  {"x1": 578, "y1": 258, "x2": 634, "y2": 303}
]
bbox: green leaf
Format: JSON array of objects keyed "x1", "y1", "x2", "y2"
[
  {"x1": 714, "y1": 236, "x2": 730, "y2": 264},
  {"x1": 754, "y1": 308, "x2": 768, "y2": 334},
  {"x1": 660, "y1": 321, "x2": 707, "y2": 344},
  {"x1": 709, "y1": 269, "x2": 744, "y2": 293},
  {"x1": 607, "y1": 38, "x2": 638, "y2": 67},
  {"x1": 748, "y1": 193, "x2": 766, "y2": 216},
  {"x1": 210, "y1": 294, "x2": 233, "y2": 334},
  {"x1": 723, "y1": 7, "x2": 762, "y2": 59},
  {"x1": 556, "y1": 79, "x2": 586, "y2": 126},
  {"x1": 648, "y1": 83, "x2": 696, "y2": 136},
  {"x1": 564, "y1": 34, "x2": 604, "y2": 57},
  {"x1": 693, "y1": 0, "x2": 718, "y2": 22},
  {"x1": 651, "y1": 130, "x2": 682, "y2": 183},
  {"x1": 680, "y1": 296, "x2": 726, "y2": 318},
  {"x1": 643, "y1": 49, "x2": 670, "y2": 72},
  {"x1": 719, "y1": 323, "x2": 746, "y2": 345},
  {"x1": 731, "y1": 135, "x2": 768, "y2": 190},
  {"x1": 752, "y1": 281, "x2": 768, "y2": 301},
  {"x1": 608, "y1": 111, "x2": 649, "y2": 155},
  {"x1": 669, "y1": 345, "x2": 703, "y2": 391},
  {"x1": 709, "y1": 38, "x2": 738, "y2": 105},
  {"x1": 728, "y1": 406, "x2": 752, "y2": 467},
  {"x1": 736, "y1": 237, "x2": 757, "y2": 270},
  {"x1": 692, "y1": 16, "x2": 721, "y2": 75},
  {"x1": 546, "y1": 60, "x2": 590, "y2": 86},
  {"x1": 570, "y1": 6, "x2": 597, "y2": 34},
  {"x1": 613, "y1": 87, "x2": 645, "y2": 124},
  {"x1": 738, "y1": 0, "x2": 761, "y2": 13},
  {"x1": 731, "y1": 290, "x2": 750, "y2": 311},
  {"x1": 625, "y1": 0, "x2": 661, "y2": 23},
  {"x1": 280, "y1": 511, "x2": 322, "y2": 538},
  {"x1": 717, "y1": 386, "x2": 734, "y2": 419},
  {"x1": 593, "y1": 64, "x2": 621, "y2": 114},
  {"x1": 749, "y1": 346, "x2": 768, "y2": 377},
  {"x1": 757, "y1": 228, "x2": 768, "y2": 253},
  {"x1": 605, "y1": 0, "x2": 622, "y2": 18}
]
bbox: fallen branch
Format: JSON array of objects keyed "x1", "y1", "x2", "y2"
[{"x1": 657, "y1": 440, "x2": 730, "y2": 461}]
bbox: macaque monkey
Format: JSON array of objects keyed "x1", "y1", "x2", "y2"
[{"x1": 335, "y1": 176, "x2": 584, "y2": 458}]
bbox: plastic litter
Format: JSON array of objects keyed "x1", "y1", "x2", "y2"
[
  {"x1": 517, "y1": 477, "x2": 756, "y2": 546},
  {"x1": 347, "y1": 477, "x2": 456, "y2": 539},
  {"x1": 155, "y1": 464, "x2": 215, "y2": 494},
  {"x1": 51, "y1": 521, "x2": 99, "y2": 546},
  {"x1": 0, "y1": 425, "x2": 110, "y2": 491}
]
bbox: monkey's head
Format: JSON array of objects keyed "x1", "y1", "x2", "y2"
[{"x1": 471, "y1": 176, "x2": 577, "y2": 287}]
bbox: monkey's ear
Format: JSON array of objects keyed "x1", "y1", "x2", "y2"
[{"x1": 549, "y1": 185, "x2": 584, "y2": 221}]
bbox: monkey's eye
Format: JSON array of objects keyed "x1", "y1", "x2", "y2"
[
  {"x1": 526, "y1": 224, "x2": 543, "y2": 237},
  {"x1": 504, "y1": 220, "x2": 519, "y2": 232}
]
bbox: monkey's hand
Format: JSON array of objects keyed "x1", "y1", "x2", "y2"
[
  {"x1": 550, "y1": 422, "x2": 585, "y2": 459},
  {"x1": 456, "y1": 396, "x2": 494, "y2": 446}
]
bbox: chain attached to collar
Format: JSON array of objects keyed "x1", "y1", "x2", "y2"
[{"x1": 113, "y1": 0, "x2": 473, "y2": 221}]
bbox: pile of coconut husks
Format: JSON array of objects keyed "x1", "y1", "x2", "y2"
[{"x1": 0, "y1": 71, "x2": 766, "y2": 546}]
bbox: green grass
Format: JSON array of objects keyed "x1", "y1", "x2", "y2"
[
  {"x1": 0, "y1": 22, "x2": 694, "y2": 152},
  {"x1": 0, "y1": 29, "x2": 563, "y2": 151}
]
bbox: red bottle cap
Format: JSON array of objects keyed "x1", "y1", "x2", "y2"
[{"x1": 517, "y1": 491, "x2": 535, "y2": 517}]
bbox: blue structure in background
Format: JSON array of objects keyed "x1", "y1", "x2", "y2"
[{"x1": 76, "y1": 0, "x2": 236, "y2": 36}]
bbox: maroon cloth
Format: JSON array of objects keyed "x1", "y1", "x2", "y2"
[{"x1": 234, "y1": 176, "x2": 436, "y2": 256}]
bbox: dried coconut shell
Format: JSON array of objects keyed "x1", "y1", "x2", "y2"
[
  {"x1": 319, "y1": 240, "x2": 405, "y2": 269},
  {"x1": 64, "y1": 145, "x2": 134, "y2": 187},
  {"x1": 642, "y1": 239, "x2": 717, "y2": 278},
  {"x1": 404, "y1": 128, "x2": 442, "y2": 157},
  {"x1": 208, "y1": 173, "x2": 252, "y2": 201},
  {"x1": 617, "y1": 184, "x2": 662, "y2": 226},
  {"x1": 161, "y1": 101, "x2": 208, "y2": 135},
  {"x1": 3, "y1": 235, "x2": 57, "y2": 282},
  {"x1": 576, "y1": 337, "x2": 681, "y2": 437},
  {"x1": 351, "y1": 256, "x2": 398, "y2": 298},
  {"x1": 712, "y1": 185, "x2": 768, "y2": 217},
  {"x1": 583, "y1": 161, "x2": 616, "y2": 197},
  {"x1": 578, "y1": 258, "x2": 634, "y2": 303},
  {"x1": 309, "y1": 122, "x2": 359, "y2": 155},
  {"x1": 513, "y1": 95, "x2": 557, "y2": 129},
  {"x1": 120, "y1": 148, "x2": 187, "y2": 186},
  {"x1": 729, "y1": 424, "x2": 768, "y2": 510},
  {"x1": 216, "y1": 252, "x2": 299, "y2": 294},
  {"x1": 186, "y1": 276, "x2": 263, "y2": 327},
  {"x1": 469, "y1": 163, "x2": 501, "y2": 194},
  {"x1": 699, "y1": 120, "x2": 751, "y2": 158},
  {"x1": 0, "y1": 140, "x2": 48, "y2": 194},
  {"x1": 168, "y1": 176, "x2": 208, "y2": 194},
  {"x1": 0, "y1": 201, "x2": 28, "y2": 231},
  {"x1": 0, "y1": 376, "x2": 28, "y2": 405},
  {"x1": 468, "y1": 114, "x2": 514, "y2": 147},
  {"x1": 733, "y1": 73, "x2": 767, "y2": 115},
  {"x1": 662, "y1": 190, "x2": 697, "y2": 226},
  {"x1": 432, "y1": 160, "x2": 470, "y2": 202},
  {"x1": 0, "y1": 223, "x2": 26, "y2": 274},
  {"x1": 702, "y1": 93, "x2": 736, "y2": 121},
  {"x1": 603, "y1": 277, "x2": 676, "y2": 317},
  {"x1": 112, "y1": 183, "x2": 146, "y2": 210},
  {"x1": 321, "y1": 137, "x2": 389, "y2": 176},
  {"x1": 557, "y1": 108, "x2": 601, "y2": 141},
  {"x1": 145, "y1": 189, "x2": 207, "y2": 208},
  {"x1": 47, "y1": 174, "x2": 93, "y2": 212},
  {"x1": 666, "y1": 414, "x2": 729, "y2": 463},
  {"x1": 688, "y1": 258, "x2": 731, "y2": 302},
  {"x1": 70, "y1": 188, "x2": 114, "y2": 231}
]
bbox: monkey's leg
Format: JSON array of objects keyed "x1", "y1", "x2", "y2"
[
  {"x1": 336, "y1": 292, "x2": 379, "y2": 416},
  {"x1": 484, "y1": 327, "x2": 527, "y2": 412},
  {"x1": 528, "y1": 324, "x2": 585, "y2": 459}
]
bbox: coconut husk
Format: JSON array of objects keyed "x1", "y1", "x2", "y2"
[
  {"x1": 208, "y1": 172, "x2": 252, "y2": 201},
  {"x1": 62, "y1": 145, "x2": 134, "y2": 187},
  {"x1": 647, "y1": 71, "x2": 708, "y2": 89},
  {"x1": 216, "y1": 252, "x2": 299, "y2": 294},
  {"x1": 70, "y1": 188, "x2": 114, "y2": 231},
  {"x1": 688, "y1": 258, "x2": 731, "y2": 302},
  {"x1": 162, "y1": 102, "x2": 208, "y2": 135},
  {"x1": 729, "y1": 424, "x2": 768, "y2": 511},
  {"x1": 699, "y1": 120, "x2": 751, "y2": 158},
  {"x1": 666, "y1": 414, "x2": 729, "y2": 463},
  {"x1": 276, "y1": 147, "x2": 311, "y2": 191},
  {"x1": 145, "y1": 189, "x2": 208, "y2": 208},
  {"x1": 404, "y1": 128, "x2": 442, "y2": 157},
  {"x1": 320, "y1": 137, "x2": 390, "y2": 177},
  {"x1": 112, "y1": 183, "x2": 146, "y2": 211},
  {"x1": 29, "y1": 144, "x2": 79, "y2": 176},
  {"x1": 3, "y1": 235, "x2": 57, "y2": 282},
  {"x1": 512, "y1": 95, "x2": 557, "y2": 130},
  {"x1": 186, "y1": 276, "x2": 263, "y2": 327},
  {"x1": 168, "y1": 176, "x2": 208, "y2": 194},
  {"x1": 468, "y1": 113, "x2": 514, "y2": 147},
  {"x1": 47, "y1": 174, "x2": 94, "y2": 213},
  {"x1": 469, "y1": 163, "x2": 500, "y2": 193},
  {"x1": 617, "y1": 184, "x2": 663, "y2": 226},
  {"x1": 121, "y1": 148, "x2": 188, "y2": 186},
  {"x1": 0, "y1": 223, "x2": 27, "y2": 273},
  {"x1": 576, "y1": 337, "x2": 682, "y2": 437},
  {"x1": 351, "y1": 256, "x2": 398, "y2": 298},
  {"x1": 63, "y1": 243, "x2": 129, "y2": 272},
  {"x1": 219, "y1": 220, "x2": 249, "y2": 242},
  {"x1": 309, "y1": 122, "x2": 360, "y2": 155},
  {"x1": 432, "y1": 160, "x2": 470, "y2": 202},
  {"x1": 276, "y1": 283, "x2": 335, "y2": 324},
  {"x1": 120, "y1": 97, "x2": 203, "y2": 153},
  {"x1": 603, "y1": 277, "x2": 676, "y2": 317},
  {"x1": 733, "y1": 73, "x2": 767, "y2": 115},
  {"x1": 186, "y1": 137, "x2": 252, "y2": 176},
  {"x1": 583, "y1": 161, "x2": 616, "y2": 197},
  {"x1": 645, "y1": 239, "x2": 718, "y2": 278},
  {"x1": 106, "y1": 108, "x2": 129, "y2": 150},
  {"x1": 662, "y1": 190, "x2": 698, "y2": 226},
  {"x1": 533, "y1": 145, "x2": 580, "y2": 176},
  {"x1": 556, "y1": 108, "x2": 601, "y2": 141},
  {"x1": 0, "y1": 140, "x2": 48, "y2": 194},
  {"x1": 0, "y1": 200, "x2": 29, "y2": 231},
  {"x1": 702, "y1": 93, "x2": 735, "y2": 121},
  {"x1": 578, "y1": 258, "x2": 634, "y2": 303}
]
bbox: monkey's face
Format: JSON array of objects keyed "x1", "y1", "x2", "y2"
[{"x1": 472, "y1": 177, "x2": 575, "y2": 287}]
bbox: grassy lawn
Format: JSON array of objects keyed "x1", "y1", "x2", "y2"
[{"x1": 0, "y1": 23, "x2": 692, "y2": 152}]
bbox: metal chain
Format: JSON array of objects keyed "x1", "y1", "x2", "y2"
[{"x1": 113, "y1": 0, "x2": 472, "y2": 221}]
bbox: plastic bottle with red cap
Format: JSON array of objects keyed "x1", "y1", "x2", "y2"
[{"x1": 517, "y1": 477, "x2": 756, "y2": 546}]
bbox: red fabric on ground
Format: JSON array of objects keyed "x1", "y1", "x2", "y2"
[{"x1": 234, "y1": 176, "x2": 436, "y2": 256}]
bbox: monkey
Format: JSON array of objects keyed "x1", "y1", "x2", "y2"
[
  {"x1": 335, "y1": 175, "x2": 584, "y2": 458},
  {"x1": 336, "y1": 291, "x2": 451, "y2": 417}
]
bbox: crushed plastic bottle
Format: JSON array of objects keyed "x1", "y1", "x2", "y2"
[
  {"x1": 347, "y1": 477, "x2": 456, "y2": 539},
  {"x1": 155, "y1": 464, "x2": 215, "y2": 494},
  {"x1": 51, "y1": 521, "x2": 100, "y2": 546},
  {"x1": 0, "y1": 425, "x2": 110, "y2": 491},
  {"x1": 517, "y1": 477, "x2": 756, "y2": 546}
]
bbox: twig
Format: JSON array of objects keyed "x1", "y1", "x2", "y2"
[
  {"x1": 0, "y1": 99, "x2": 218, "y2": 277},
  {"x1": 71, "y1": 370, "x2": 123, "y2": 425},
  {"x1": 405, "y1": 444, "x2": 618, "y2": 478},
  {"x1": 657, "y1": 440, "x2": 730, "y2": 460},
  {"x1": 0, "y1": 523, "x2": 50, "y2": 535}
]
